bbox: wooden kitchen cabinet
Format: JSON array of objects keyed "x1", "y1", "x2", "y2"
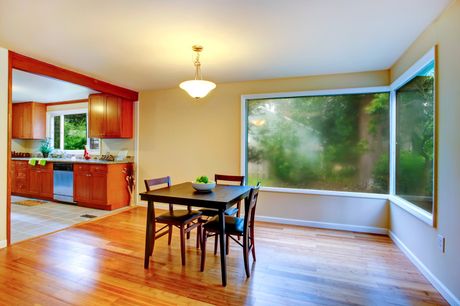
[
  {"x1": 88, "y1": 93, "x2": 133, "y2": 139},
  {"x1": 28, "y1": 163, "x2": 53, "y2": 199},
  {"x1": 74, "y1": 163, "x2": 132, "y2": 210},
  {"x1": 12, "y1": 102, "x2": 47, "y2": 139},
  {"x1": 11, "y1": 160, "x2": 53, "y2": 199},
  {"x1": 11, "y1": 161, "x2": 29, "y2": 195}
]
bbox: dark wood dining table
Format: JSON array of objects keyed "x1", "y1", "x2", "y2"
[{"x1": 139, "y1": 182, "x2": 252, "y2": 286}]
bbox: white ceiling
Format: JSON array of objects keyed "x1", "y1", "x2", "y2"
[
  {"x1": 0, "y1": 0, "x2": 453, "y2": 91},
  {"x1": 12, "y1": 69, "x2": 98, "y2": 103}
]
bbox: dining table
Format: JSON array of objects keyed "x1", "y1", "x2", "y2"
[{"x1": 139, "y1": 181, "x2": 252, "y2": 286}]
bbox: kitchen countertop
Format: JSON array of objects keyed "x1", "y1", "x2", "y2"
[{"x1": 11, "y1": 157, "x2": 133, "y2": 164}]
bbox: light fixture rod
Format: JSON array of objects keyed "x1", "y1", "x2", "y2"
[{"x1": 192, "y1": 45, "x2": 203, "y2": 80}]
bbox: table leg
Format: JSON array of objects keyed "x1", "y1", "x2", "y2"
[
  {"x1": 218, "y1": 208, "x2": 227, "y2": 286},
  {"x1": 144, "y1": 201, "x2": 154, "y2": 269}
]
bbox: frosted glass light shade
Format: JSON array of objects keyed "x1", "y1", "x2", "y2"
[{"x1": 179, "y1": 80, "x2": 216, "y2": 99}]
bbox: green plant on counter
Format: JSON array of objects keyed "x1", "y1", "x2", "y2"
[{"x1": 39, "y1": 137, "x2": 53, "y2": 158}]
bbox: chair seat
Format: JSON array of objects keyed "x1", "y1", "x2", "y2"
[
  {"x1": 199, "y1": 207, "x2": 239, "y2": 217},
  {"x1": 199, "y1": 208, "x2": 219, "y2": 217},
  {"x1": 157, "y1": 210, "x2": 201, "y2": 223},
  {"x1": 224, "y1": 207, "x2": 239, "y2": 216},
  {"x1": 203, "y1": 215, "x2": 244, "y2": 234}
]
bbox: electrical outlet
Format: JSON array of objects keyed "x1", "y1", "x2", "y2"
[{"x1": 437, "y1": 234, "x2": 445, "y2": 253}]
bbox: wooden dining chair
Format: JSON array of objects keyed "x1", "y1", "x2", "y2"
[
  {"x1": 200, "y1": 183, "x2": 261, "y2": 278},
  {"x1": 144, "y1": 176, "x2": 202, "y2": 266},
  {"x1": 196, "y1": 174, "x2": 245, "y2": 249},
  {"x1": 198, "y1": 174, "x2": 245, "y2": 217}
]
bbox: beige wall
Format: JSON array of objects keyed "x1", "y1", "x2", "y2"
[
  {"x1": 138, "y1": 70, "x2": 390, "y2": 232},
  {"x1": 0, "y1": 48, "x2": 8, "y2": 247},
  {"x1": 389, "y1": 1, "x2": 460, "y2": 301}
]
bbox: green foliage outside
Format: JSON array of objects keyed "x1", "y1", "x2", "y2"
[
  {"x1": 64, "y1": 113, "x2": 87, "y2": 150},
  {"x1": 393, "y1": 72, "x2": 434, "y2": 211},
  {"x1": 248, "y1": 93, "x2": 390, "y2": 192}
]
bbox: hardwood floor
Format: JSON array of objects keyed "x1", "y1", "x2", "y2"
[{"x1": 0, "y1": 207, "x2": 447, "y2": 306}]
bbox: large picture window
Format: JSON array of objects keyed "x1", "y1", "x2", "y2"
[
  {"x1": 243, "y1": 48, "x2": 436, "y2": 222},
  {"x1": 246, "y1": 92, "x2": 390, "y2": 193},
  {"x1": 395, "y1": 61, "x2": 435, "y2": 213}
]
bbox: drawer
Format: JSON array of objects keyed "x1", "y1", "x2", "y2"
[
  {"x1": 14, "y1": 161, "x2": 29, "y2": 169},
  {"x1": 29, "y1": 163, "x2": 53, "y2": 171},
  {"x1": 16, "y1": 171, "x2": 27, "y2": 179},
  {"x1": 75, "y1": 164, "x2": 91, "y2": 172},
  {"x1": 90, "y1": 164, "x2": 108, "y2": 174}
]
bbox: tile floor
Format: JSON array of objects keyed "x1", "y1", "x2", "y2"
[{"x1": 11, "y1": 196, "x2": 117, "y2": 243}]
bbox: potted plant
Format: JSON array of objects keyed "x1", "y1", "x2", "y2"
[{"x1": 39, "y1": 138, "x2": 53, "y2": 158}]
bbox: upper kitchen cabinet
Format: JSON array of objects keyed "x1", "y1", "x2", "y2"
[
  {"x1": 12, "y1": 102, "x2": 46, "y2": 139},
  {"x1": 88, "y1": 93, "x2": 133, "y2": 138}
]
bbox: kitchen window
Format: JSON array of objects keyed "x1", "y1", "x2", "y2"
[{"x1": 49, "y1": 110, "x2": 100, "y2": 152}]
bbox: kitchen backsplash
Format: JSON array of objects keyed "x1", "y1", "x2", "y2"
[{"x1": 12, "y1": 138, "x2": 135, "y2": 157}]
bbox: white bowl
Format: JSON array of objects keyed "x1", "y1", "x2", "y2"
[{"x1": 192, "y1": 181, "x2": 216, "y2": 192}]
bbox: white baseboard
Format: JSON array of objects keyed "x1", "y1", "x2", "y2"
[
  {"x1": 137, "y1": 202, "x2": 387, "y2": 235},
  {"x1": 0, "y1": 240, "x2": 6, "y2": 249},
  {"x1": 255, "y1": 215, "x2": 388, "y2": 235},
  {"x1": 389, "y1": 231, "x2": 460, "y2": 306}
]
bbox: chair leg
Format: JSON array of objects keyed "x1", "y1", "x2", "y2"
[
  {"x1": 150, "y1": 219, "x2": 156, "y2": 256},
  {"x1": 168, "y1": 225, "x2": 173, "y2": 245},
  {"x1": 187, "y1": 224, "x2": 191, "y2": 240},
  {"x1": 196, "y1": 224, "x2": 201, "y2": 249},
  {"x1": 200, "y1": 229, "x2": 207, "y2": 272},
  {"x1": 243, "y1": 233, "x2": 250, "y2": 278},
  {"x1": 250, "y1": 226, "x2": 256, "y2": 262},
  {"x1": 214, "y1": 233, "x2": 218, "y2": 255},
  {"x1": 237, "y1": 202, "x2": 241, "y2": 241},
  {"x1": 180, "y1": 225, "x2": 186, "y2": 266},
  {"x1": 226, "y1": 234, "x2": 230, "y2": 255}
]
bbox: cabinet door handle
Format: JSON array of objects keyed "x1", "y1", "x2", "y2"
[{"x1": 86, "y1": 174, "x2": 91, "y2": 177}]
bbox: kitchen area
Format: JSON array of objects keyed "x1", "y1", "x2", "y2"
[{"x1": 10, "y1": 69, "x2": 136, "y2": 243}]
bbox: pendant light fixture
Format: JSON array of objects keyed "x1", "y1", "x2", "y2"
[{"x1": 179, "y1": 45, "x2": 216, "y2": 99}]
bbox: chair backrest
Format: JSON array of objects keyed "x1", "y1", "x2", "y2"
[
  {"x1": 144, "y1": 176, "x2": 174, "y2": 212},
  {"x1": 144, "y1": 176, "x2": 171, "y2": 191},
  {"x1": 215, "y1": 174, "x2": 245, "y2": 186},
  {"x1": 243, "y1": 182, "x2": 261, "y2": 234}
]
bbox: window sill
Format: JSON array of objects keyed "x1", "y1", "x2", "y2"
[
  {"x1": 388, "y1": 195, "x2": 433, "y2": 226},
  {"x1": 260, "y1": 186, "x2": 388, "y2": 200}
]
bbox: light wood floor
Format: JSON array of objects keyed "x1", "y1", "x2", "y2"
[{"x1": 0, "y1": 207, "x2": 447, "y2": 306}]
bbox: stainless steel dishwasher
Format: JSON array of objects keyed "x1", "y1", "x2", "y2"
[{"x1": 53, "y1": 162, "x2": 75, "y2": 203}]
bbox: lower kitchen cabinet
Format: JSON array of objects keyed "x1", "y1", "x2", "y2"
[
  {"x1": 29, "y1": 164, "x2": 54, "y2": 199},
  {"x1": 11, "y1": 161, "x2": 30, "y2": 195},
  {"x1": 11, "y1": 161, "x2": 53, "y2": 199},
  {"x1": 11, "y1": 160, "x2": 132, "y2": 211},
  {"x1": 74, "y1": 163, "x2": 132, "y2": 210}
]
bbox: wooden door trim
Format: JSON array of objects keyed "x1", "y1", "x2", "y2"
[
  {"x1": 6, "y1": 52, "x2": 12, "y2": 245},
  {"x1": 10, "y1": 52, "x2": 138, "y2": 101}
]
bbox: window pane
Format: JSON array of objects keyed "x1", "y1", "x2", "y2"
[
  {"x1": 395, "y1": 61, "x2": 435, "y2": 212},
  {"x1": 247, "y1": 93, "x2": 390, "y2": 193},
  {"x1": 53, "y1": 116, "x2": 61, "y2": 149},
  {"x1": 63, "y1": 113, "x2": 87, "y2": 150}
]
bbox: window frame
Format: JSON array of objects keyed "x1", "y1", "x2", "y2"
[
  {"x1": 241, "y1": 86, "x2": 391, "y2": 200},
  {"x1": 241, "y1": 47, "x2": 437, "y2": 227},
  {"x1": 388, "y1": 47, "x2": 437, "y2": 226},
  {"x1": 47, "y1": 108, "x2": 99, "y2": 154}
]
